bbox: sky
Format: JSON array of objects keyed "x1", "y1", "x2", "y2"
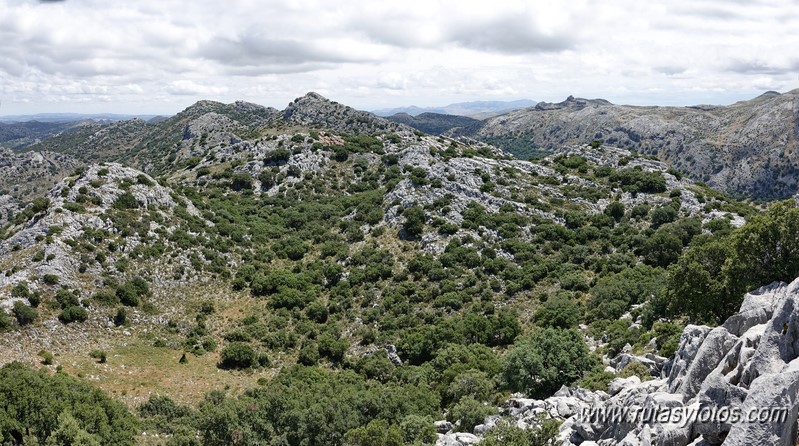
[{"x1": 1, "y1": 0, "x2": 798, "y2": 115}]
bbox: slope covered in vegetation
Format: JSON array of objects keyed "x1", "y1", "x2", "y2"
[{"x1": 2, "y1": 93, "x2": 794, "y2": 445}]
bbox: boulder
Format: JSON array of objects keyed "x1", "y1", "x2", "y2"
[
  {"x1": 435, "y1": 433, "x2": 481, "y2": 446},
  {"x1": 722, "y1": 281, "x2": 784, "y2": 336},
  {"x1": 609, "y1": 376, "x2": 641, "y2": 397},
  {"x1": 723, "y1": 366, "x2": 799, "y2": 446},
  {"x1": 434, "y1": 420, "x2": 453, "y2": 434},
  {"x1": 667, "y1": 325, "x2": 712, "y2": 389},
  {"x1": 676, "y1": 327, "x2": 738, "y2": 399},
  {"x1": 473, "y1": 415, "x2": 500, "y2": 435},
  {"x1": 740, "y1": 284, "x2": 799, "y2": 385}
]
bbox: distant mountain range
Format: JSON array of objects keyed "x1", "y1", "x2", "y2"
[
  {"x1": 451, "y1": 91, "x2": 799, "y2": 199},
  {"x1": 385, "y1": 112, "x2": 482, "y2": 135},
  {"x1": 0, "y1": 112, "x2": 164, "y2": 123},
  {"x1": 371, "y1": 99, "x2": 537, "y2": 118}
]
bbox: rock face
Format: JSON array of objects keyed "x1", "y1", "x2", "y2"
[
  {"x1": 0, "y1": 194, "x2": 19, "y2": 227},
  {"x1": 457, "y1": 89, "x2": 799, "y2": 199},
  {"x1": 441, "y1": 279, "x2": 799, "y2": 446}
]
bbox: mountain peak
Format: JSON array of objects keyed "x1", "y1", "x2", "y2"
[
  {"x1": 281, "y1": 92, "x2": 399, "y2": 133},
  {"x1": 535, "y1": 96, "x2": 613, "y2": 110},
  {"x1": 292, "y1": 92, "x2": 330, "y2": 104}
]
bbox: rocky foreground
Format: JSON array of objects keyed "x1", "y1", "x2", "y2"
[{"x1": 439, "y1": 279, "x2": 799, "y2": 446}]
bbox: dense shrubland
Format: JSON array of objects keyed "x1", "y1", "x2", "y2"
[{"x1": 0, "y1": 362, "x2": 138, "y2": 445}]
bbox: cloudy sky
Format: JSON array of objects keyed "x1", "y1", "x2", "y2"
[{"x1": 1, "y1": 0, "x2": 798, "y2": 115}]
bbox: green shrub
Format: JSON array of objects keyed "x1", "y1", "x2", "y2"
[
  {"x1": 605, "y1": 201, "x2": 625, "y2": 221},
  {"x1": 12, "y1": 302, "x2": 37, "y2": 326},
  {"x1": 343, "y1": 419, "x2": 403, "y2": 446},
  {"x1": 619, "y1": 361, "x2": 652, "y2": 381},
  {"x1": 447, "y1": 397, "x2": 496, "y2": 432},
  {"x1": 577, "y1": 370, "x2": 616, "y2": 392},
  {"x1": 11, "y1": 281, "x2": 31, "y2": 299},
  {"x1": 479, "y1": 419, "x2": 560, "y2": 446},
  {"x1": 610, "y1": 168, "x2": 667, "y2": 193},
  {"x1": 230, "y1": 173, "x2": 253, "y2": 191},
  {"x1": 534, "y1": 294, "x2": 580, "y2": 328},
  {"x1": 589, "y1": 265, "x2": 666, "y2": 321},
  {"x1": 642, "y1": 230, "x2": 683, "y2": 267},
  {"x1": 56, "y1": 288, "x2": 80, "y2": 308},
  {"x1": 113, "y1": 192, "x2": 140, "y2": 210},
  {"x1": 39, "y1": 350, "x2": 54, "y2": 365},
  {"x1": 90, "y1": 350, "x2": 108, "y2": 363},
  {"x1": 30, "y1": 197, "x2": 51, "y2": 213},
  {"x1": 32, "y1": 249, "x2": 45, "y2": 262},
  {"x1": 298, "y1": 342, "x2": 320, "y2": 366},
  {"x1": 93, "y1": 290, "x2": 119, "y2": 306},
  {"x1": 115, "y1": 278, "x2": 150, "y2": 307},
  {"x1": 59, "y1": 306, "x2": 88, "y2": 324},
  {"x1": 116, "y1": 285, "x2": 140, "y2": 307},
  {"x1": 399, "y1": 415, "x2": 437, "y2": 444},
  {"x1": 501, "y1": 328, "x2": 597, "y2": 398},
  {"x1": 218, "y1": 342, "x2": 257, "y2": 369},
  {"x1": 651, "y1": 205, "x2": 678, "y2": 227},
  {"x1": 403, "y1": 205, "x2": 425, "y2": 238},
  {"x1": 446, "y1": 370, "x2": 494, "y2": 406},
  {"x1": 114, "y1": 308, "x2": 127, "y2": 326}
]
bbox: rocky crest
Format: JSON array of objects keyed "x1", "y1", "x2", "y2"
[{"x1": 280, "y1": 92, "x2": 402, "y2": 134}]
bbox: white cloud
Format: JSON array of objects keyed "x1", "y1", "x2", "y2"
[{"x1": 0, "y1": 0, "x2": 797, "y2": 115}]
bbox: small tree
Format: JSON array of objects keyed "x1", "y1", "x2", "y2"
[
  {"x1": 651, "y1": 205, "x2": 678, "y2": 228},
  {"x1": 230, "y1": 173, "x2": 253, "y2": 191},
  {"x1": 642, "y1": 230, "x2": 683, "y2": 267},
  {"x1": 447, "y1": 397, "x2": 496, "y2": 433},
  {"x1": 501, "y1": 328, "x2": 597, "y2": 399},
  {"x1": 604, "y1": 201, "x2": 625, "y2": 221},
  {"x1": 402, "y1": 205, "x2": 426, "y2": 239}
]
